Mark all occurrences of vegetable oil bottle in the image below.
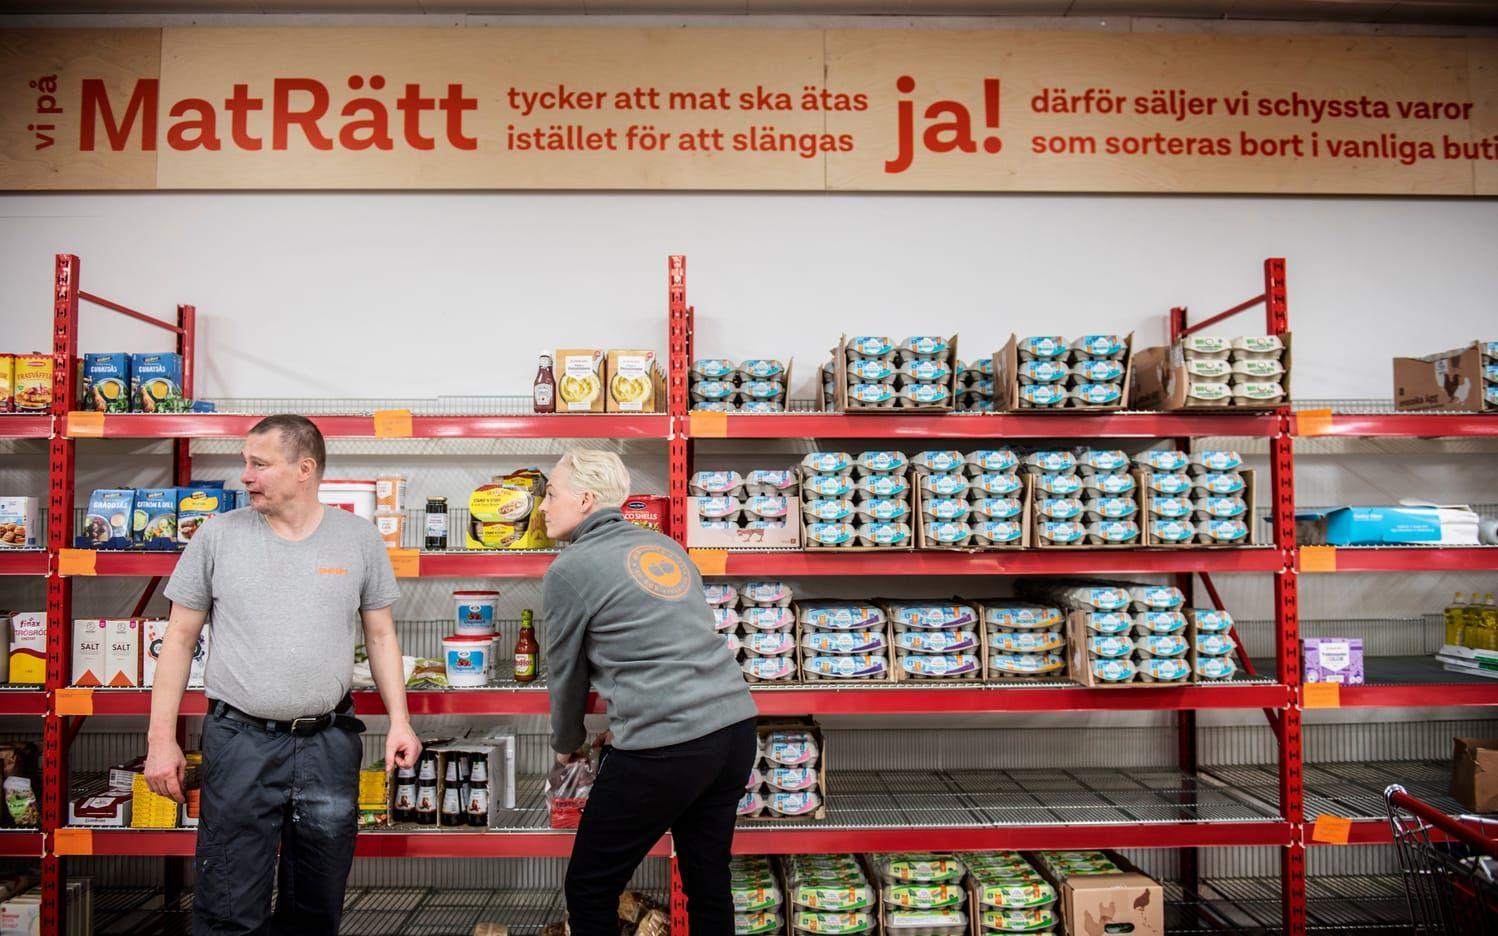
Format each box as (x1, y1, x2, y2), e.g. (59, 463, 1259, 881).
(1464, 593, 1491, 650)
(1446, 591, 1469, 646)
(1484, 594, 1498, 641)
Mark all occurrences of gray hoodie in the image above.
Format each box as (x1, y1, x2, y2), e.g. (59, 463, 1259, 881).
(541, 508, 756, 753)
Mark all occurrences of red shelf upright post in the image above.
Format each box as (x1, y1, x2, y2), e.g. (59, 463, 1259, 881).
(668, 256, 692, 551)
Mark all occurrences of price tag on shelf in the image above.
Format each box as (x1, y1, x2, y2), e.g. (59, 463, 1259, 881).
(1295, 408, 1335, 437)
(689, 549, 728, 576)
(58, 549, 97, 577)
(67, 411, 106, 438)
(55, 687, 95, 716)
(1302, 682, 1342, 709)
(53, 828, 94, 856)
(373, 409, 413, 439)
(387, 549, 420, 578)
(688, 411, 728, 438)
(1311, 814, 1353, 845)
(1299, 546, 1338, 573)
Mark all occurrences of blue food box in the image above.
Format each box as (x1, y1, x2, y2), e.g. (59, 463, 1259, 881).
(79, 489, 135, 549)
(133, 488, 181, 550)
(176, 487, 227, 544)
(82, 353, 131, 413)
(1300, 505, 1476, 546)
(131, 353, 184, 413)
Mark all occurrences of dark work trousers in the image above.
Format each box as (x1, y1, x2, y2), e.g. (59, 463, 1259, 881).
(565, 717, 758, 936)
(193, 707, 364, 936)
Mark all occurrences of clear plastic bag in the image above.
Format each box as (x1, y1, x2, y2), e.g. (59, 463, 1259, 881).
(546, 755, 596, 829)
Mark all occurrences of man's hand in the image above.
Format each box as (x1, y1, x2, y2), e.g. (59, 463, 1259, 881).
(385, 720, 422, 773)
(591, 730, 614, 751)
(144, 739, 187, 804)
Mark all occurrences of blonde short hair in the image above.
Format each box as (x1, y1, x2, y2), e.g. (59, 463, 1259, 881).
(554, 449, 631, 508)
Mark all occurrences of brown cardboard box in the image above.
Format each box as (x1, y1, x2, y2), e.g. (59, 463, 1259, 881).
(1394, 342, 1496, 413)
(914, 477, 1031, 552)
(686, 498, 802, 550)
(1132, 335, 1293, 411)
(743, 718, 828, 822)
(605, 349, 668, 413)
(555, 349, 606, 413)
(992, 333, 1135, 414)
(1140, 469, 1258, 549)
(1450, 737, 1498, 812)
(834, 335, 959, 414)
(1067, 609, 1198, 688)
(1058, 869, 1165, 936)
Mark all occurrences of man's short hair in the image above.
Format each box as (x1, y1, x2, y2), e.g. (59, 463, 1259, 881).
(248, 414, 326, 476)
(554, 449, 630, 508)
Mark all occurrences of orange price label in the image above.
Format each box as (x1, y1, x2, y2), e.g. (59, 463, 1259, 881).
(688, 411, 728, 439)
(1300, 546, 1338, 573)
(67, 411, 106, 438)
(373, 409, 413, 439)
(1302, 682, 1342, 709)
(1312, 814, 1353, 845)
(53, 828, 94, 856)
(387, 548, 421, 578)
(689, 549, 728, 576)
(1295, 408, 1335, 437)
(55, 687, 95, 716)
(58, 549, 97, 577)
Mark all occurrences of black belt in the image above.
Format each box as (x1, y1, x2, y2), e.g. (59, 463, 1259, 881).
(210, 692, 364, 737)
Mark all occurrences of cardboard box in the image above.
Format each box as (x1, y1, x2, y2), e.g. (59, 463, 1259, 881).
(82, 352, 132, 413)
(744, 719, 828, 822)
(555, 349, 606, 413)
(914, 478, 1031, 552)
(1131, 334, 1293, 411)
(71, 619, 108, 687)
(393, 736, 518, 830)
(833, 334, 959, 414)
(686, 498, 802, 550)
(0, 497, 39, 549)
(1302, 637, 1364, 685)
(1451, 737, 1498, 812)
(1042, 852, 1165, 936)
(605, 349, 667, 413)
(141, 618, 209, 689)
(104, 618, 140, 688)
(1067, 609, 1197, 688)
(993, 333, 1135, 413)
(621, 494, 671, 538)
(12, 354, 52, 411)
(1296, 503, 1478, 547)
(131, 352, 184, 413)
(1141, 469, 1258, 548)
(1395, 342, 1496, 413)
(68, 790, 132, 828)
(8, 612, 45, 685)
(0, 894, 41, 934)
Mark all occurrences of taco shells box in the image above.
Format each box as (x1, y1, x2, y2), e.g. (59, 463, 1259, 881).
(605, 349, 666, 413)
(555, 349, 606, 413)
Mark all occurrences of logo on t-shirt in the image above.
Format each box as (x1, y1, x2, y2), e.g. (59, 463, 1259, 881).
(317, 567, 348, 575)
(624, 545, 691, 601)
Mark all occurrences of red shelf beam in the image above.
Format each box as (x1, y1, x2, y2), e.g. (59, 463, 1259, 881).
(732, 820, 1293, 854)
(0, 692, 47, 716)
(698, 548, 1284, 576)
(0, 551, 49, 576)
(1298, 547, 1498, 573)
(1293, 411, 1498, 438)
(0, 831, 44, 857)
(53, 828, 662, 859)
(1330, 683, 1498, 708)
(75, 551, 564, 578)
(63, 413, 669, 440)
(0, 416, 51, 439)
(688, 412, 1281, 440)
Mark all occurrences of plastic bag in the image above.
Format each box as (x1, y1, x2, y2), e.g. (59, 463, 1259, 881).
(547, 756, 596, 829)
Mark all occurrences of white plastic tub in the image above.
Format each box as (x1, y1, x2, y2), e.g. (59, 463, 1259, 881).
(453, 590, 500, 635)
(318, 480, 377, 520)
(442, 634, 493, 688)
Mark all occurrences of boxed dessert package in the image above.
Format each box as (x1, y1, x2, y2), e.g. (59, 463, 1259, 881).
(555, 349, 606, 413)
(1302, 637, 1364, 685)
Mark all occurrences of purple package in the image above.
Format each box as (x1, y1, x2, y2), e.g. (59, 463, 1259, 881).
(1302, 638, 1364, 685)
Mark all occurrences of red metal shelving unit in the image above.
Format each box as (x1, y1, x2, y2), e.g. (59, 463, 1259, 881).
(686, 548, 1283, 576)
(686, 410, 1281, 440)
(0, 832, 45, 858)
(1292, 411, 1498, 438)
(0, 415, 52, 439)
(0, 551, 50, 576)
(1296, 546, 1498, 573)
(61, 412, 669, 440)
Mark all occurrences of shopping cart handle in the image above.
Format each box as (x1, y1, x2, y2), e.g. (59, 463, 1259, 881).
(1386, 784, 1498, 857)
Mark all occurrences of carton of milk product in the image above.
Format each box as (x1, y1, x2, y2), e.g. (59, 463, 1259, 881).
(8, 612, 45, 685)
(142, 618, 209, 689)
(104, 619, 140, 688)
(72, 619, 108, 686)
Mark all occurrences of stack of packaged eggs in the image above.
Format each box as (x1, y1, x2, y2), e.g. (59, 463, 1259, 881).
(1486, 341, 1498, 409)
(1190, 450, 1250, 546)
(1136, 449, 1195, 546)
(691, 469, 800, 534)
(981, 602, 1067, 680)
(1179, 336, 1287, 407)
(965, 852, 1059, 936)
(915, 449, 1024, 549)
(1129, 582, 1193, 683)
(730, 856, 784, 936)
(740, 729, 823, 820)
(888, 602, 982, 680)
(1076, 446, 1140, 546)
(786, 855, 875, 934)
(690, 359, 789, 413)
(799, 602, 891, 681)
(709, 581, 797, 684)
(875, 853, 969, 936)
(1019, 579, 1139, 684)
(1193, 607, 1239, 681)
(1015, 335, 1128, 409)
(1034, 851, 1124, 890)
(843, 336, 954, 410)
(1022, 450, 1084, 547)
(802, 451, 913, 549)
(955, 358, 996, 413)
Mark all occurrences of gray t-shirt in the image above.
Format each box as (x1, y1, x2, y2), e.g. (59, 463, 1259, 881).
(164, 505, 400, 720)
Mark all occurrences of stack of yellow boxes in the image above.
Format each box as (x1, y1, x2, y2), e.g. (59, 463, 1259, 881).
(358, 762, 389, 829)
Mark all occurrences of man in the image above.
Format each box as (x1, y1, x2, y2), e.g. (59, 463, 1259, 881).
(143, 414, 422, 936)
(540, 449, 757, 936)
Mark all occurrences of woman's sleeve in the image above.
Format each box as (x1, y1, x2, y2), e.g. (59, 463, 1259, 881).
(541, 569, 591, 754)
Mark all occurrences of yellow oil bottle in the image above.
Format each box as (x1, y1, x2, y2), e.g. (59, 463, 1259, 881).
(1446, 591, 1468, 646)
(1463, 591, 1497, 651)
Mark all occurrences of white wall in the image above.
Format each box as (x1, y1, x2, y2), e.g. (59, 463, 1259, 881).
(1, 192, 1496, 403)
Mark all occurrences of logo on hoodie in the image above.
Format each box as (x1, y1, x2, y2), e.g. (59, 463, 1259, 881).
(625, 544, 691, 601)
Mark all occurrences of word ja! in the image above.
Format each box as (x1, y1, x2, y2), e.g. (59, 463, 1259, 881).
(885, 76, 1001, 175)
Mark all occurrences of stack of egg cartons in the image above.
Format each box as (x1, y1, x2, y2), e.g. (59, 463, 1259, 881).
(1024, 450, 1086, 548)
(1129, 582, 1192, 684)
(1077, 447, 1140, 547)
(705, 582, 742, 657)
(888, 602, 981, 680)
(965, 852, 1059, 936)
(1136, 449, 1195, 546)
(786, 855, 875, 933)
(1014, 336, 1069, 410)
(1191, 450, 1251, 546)
(1020, 579, 1135, 685)
(693, 469, 798, 535)
(844, 337, 954, 410)
(1178, 336, 1287, 407)
(1015, 336, 1128, 409)
(799, 601, 891, 682)
(956, 359, 996, 412)
(804, 451, 913, 549)
(1193, 607, 1239, 682)
(740, 728, 823, 821)
(843, 336, 900, 409)
(980, 601, 1066, 680)
(802, 452, 857, 547)
(730, 856, 784, 936)
(737, 581, 798, 684)
(1034, 851, 1125, 893)
(916, 449, 1025, 550)
(876, 853, 969, 936)
(1486, 341, 1498, 409)
(690, 359, 789, 413)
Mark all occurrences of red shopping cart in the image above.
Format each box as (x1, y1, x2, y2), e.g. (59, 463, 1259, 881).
(1385, 784, 1498, 934)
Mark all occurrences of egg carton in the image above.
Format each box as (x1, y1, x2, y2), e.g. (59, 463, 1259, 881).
(916, 481, 1031, 552)
(1141, 470, 1257, 547)
(1135, 333, 1293, 411)
(801, 463, 915, 552)
(833, 334, 960, 414)
(741, 722, 828, 822)
(991, 333, 1136, 413)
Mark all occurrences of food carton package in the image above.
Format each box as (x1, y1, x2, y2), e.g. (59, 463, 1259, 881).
(1302, 637, 1363, 685)
(82, 352, 131, 413)
(141, 618, 209, 689)
(132, 488, 181, 549)
(177, 486, 230, 545)
(555, 349, 606, 413)
(71, 619, 108, 686)
(12, 354, 51, 411)
(1296, 504, 1479, 547)
(131, 352, 186, 413)
(1394, 341, 1498, 413)
(605, 349, 666, 413)
(103, 618, 141, 687)
(80, 489, 135, 549)
(8, 613, 45, 685)
(0, 498, 38, 549)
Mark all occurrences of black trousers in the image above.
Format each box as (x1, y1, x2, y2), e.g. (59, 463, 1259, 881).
(193, 708, 364, 936)
(565, 717, 758, 936)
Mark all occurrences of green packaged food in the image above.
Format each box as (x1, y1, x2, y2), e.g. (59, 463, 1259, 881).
(878, 854, 966, 883)
(882, 883, 966, 910)
(793, 911, 875, 934)
(981, 908, 1058, 932)
(736, 911, 783, 935)
(793, 869, 869, 885)
(731, 883, 783, 913)
(976, 880, 1056, 909)
(792, 884, 874, 911)
(885, 909, 968, 934)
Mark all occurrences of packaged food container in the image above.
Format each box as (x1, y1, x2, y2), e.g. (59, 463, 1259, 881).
(1082, 472, 1135, 496)
(1146, 473, 1193, 495)
(698, 497, 744, 522)
(737, 790, 766, 817)
(805, 474, 857, 499)
(1023, 451, 1077, 474)
(922, 497, 971, 522)
(1197, 519, 1249, 544)
(1149, 495, 1194, 519)
(1089, 658, 1137, 683)
(856, 473, 911, 499)
(692, 359, 737, 380)
(803, 655, 889, 680)
(741, 359, 786, 380)
(452, 590, 499, 636)
(857, 523, 912, 548)
(1181, 335, 1232, 359)
(1032, 474, 1082, 496)
(1060, 584, 1132, 610)
(742, 630, 796, 657)
(1232, 358, 1285, 378)
(1185, 358, 1232, 378)
(441, 635, 492, 688)
(971, 473, 1025, 496)
(1232, 335, 1284, 356)
(972, 879, 1056, 910)
(848, 359, 897, 382)
(806, 523, 857, 547)
(1086, 520, 1140, 544)
(1134, 611, 1187, 635)
(764, 732, 821, 765)
(1150, 519, 1196, 543)
(1193, 609, 1234, 633)
(847, 337, 895, 359)
(1232, 381, 1285, 404)
(803, 452, 855, 475)
(971, 521, 1025, 546)
(744, 496, 790, 519)
(858, 498, 911, 523)
(744, 470, 799, 496)
(969, 497, 1023, 520)
(1037, 497, 1084, 521)
(898, 360, 952, 383)
(1133, 585, 1185, 610)
(736, 911, 782, 934)
(1035, 521, 1085, 545)
(896, 630, 979, 653)
(911, 450, 966, 474)
(741, 380, 785, 401)
(924, 521, 972, 546)
(1196, 656, 1238, 680)
(847, 384, 897, 406)
(742, 657, 798, 682)
(765, 766, 819, 792)
(741, 607, 796, 632)
(898, 654, 980, 678)
(704, 583, 738, 607)
(1195, 472, 1246, 495)
(800, 603, 886, 630)
(741, 581, 795, 607)
(963, 358, 995, 378)
(1195, 496, 1248, 519)
(1018, 385, 1067, 407)
(888, 604, 979, 630)
(985, 603, 1064, 629)
(1135, 449, 1190, 472)
(1085, 496, 1139, 520)
(881, 884, 964, 910)
(804, 631, 889, 655)
(1196, 633, 1237, 656)
(1017, 336, 1066, 360)
(988, 653, 1066, 677)
(1135, 635, 1189, 658)
(988, 630, 1063, 653)
(1071, 334, 1127, 359)
(980, 908, 1058, 932)
(1187, 382, 1233, 405)
(692, 380, 738, 402)
(900, 336, 951, 358)
(1070, 383, 1123, 406)
(1087, 635, 1133, 659)
(1072, 358, 1125, 383)
(1138, 658, 1191, 683)
(1017, 359, 1069, 384)
(857, 451, 909, 475)
(713, 608, 740, 632)
(919, 473, 970, 498)
(792, 911, 874, 933)
(805, 499, 857, 523)
(693, 401, 734, 412)
(965, 449, 1020, 474)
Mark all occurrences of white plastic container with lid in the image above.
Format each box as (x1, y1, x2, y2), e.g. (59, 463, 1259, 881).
(453, 590, 500, 635)
(442, 634, 493, 688)
(318, 480, 377, 521)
